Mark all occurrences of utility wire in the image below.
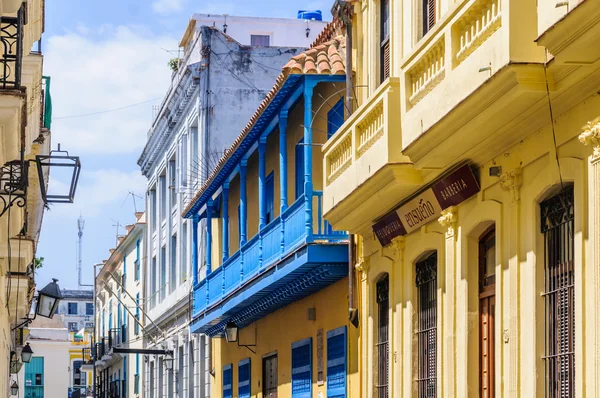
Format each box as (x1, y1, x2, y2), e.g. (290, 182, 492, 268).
(54, 97, 162, 120)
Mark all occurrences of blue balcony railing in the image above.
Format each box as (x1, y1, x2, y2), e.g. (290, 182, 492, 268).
(193, 192, 347, 318)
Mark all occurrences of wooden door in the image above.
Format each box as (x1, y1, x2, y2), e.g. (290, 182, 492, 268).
(479, 228, 496, 398)
(263, 354, 278, 398)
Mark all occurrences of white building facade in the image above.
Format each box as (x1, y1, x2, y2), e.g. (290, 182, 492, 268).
(137, 13, 324, 398)
(94, 212, 146, 398)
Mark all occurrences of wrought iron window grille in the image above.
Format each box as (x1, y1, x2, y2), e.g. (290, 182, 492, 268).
(416, 252, 437, 398)
(0, 6, 24, 90)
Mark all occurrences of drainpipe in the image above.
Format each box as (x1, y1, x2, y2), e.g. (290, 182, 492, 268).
(333, 0, 359, 328)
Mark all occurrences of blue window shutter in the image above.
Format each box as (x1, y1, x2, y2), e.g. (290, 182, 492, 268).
(266, 172, 275, 224)
(327, 99, 345, 139)
(238, 358, 251, 398)
(295, 139, 305, 199)
(223, 364, 233, 398)
(327, 326, 347, 398)
(292, 337, 312, 398)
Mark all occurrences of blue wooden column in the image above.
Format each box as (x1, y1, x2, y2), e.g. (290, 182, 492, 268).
(279, 110, 289, 213)
(206, 200, 213, 274)
(279, 110, 288, 256)
(258, 138, 267, 230)
(239, 161, 247, 246)
(192, 215, 199, 285)
(222, 183, 229, 262)
(304, 79, 316, 240)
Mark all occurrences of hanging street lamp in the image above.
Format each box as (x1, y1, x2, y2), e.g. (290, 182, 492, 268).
(36, 278, 63, 318)
(35, 143, 81, 204)
(21, 343, 33, 363)
(10, 381, 18, 396)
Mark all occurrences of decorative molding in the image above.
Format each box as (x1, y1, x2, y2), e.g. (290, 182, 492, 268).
(579, 116, 600, 160)
(355, 256, 370, 274)
(500, 167, 523, 202)
(438, 206, 457, 237)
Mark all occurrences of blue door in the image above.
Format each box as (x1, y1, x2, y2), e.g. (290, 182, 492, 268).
(266, 172, 274, 224)
(238, 358, 251, 398)
(295, 139, 305, 199)
(327, 99, 345, 139)
(292, 337, 312, 398)
(24, 357, 44, 398)
(327, 326, 347, 398)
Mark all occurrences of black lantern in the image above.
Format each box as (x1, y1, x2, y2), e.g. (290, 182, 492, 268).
(35, 143, 81, 204)
(224, 322, 238, 343)
(21, 343, 33, 363)
(305, 20, 311, 37)
(10, 381, 18, 396)
(36, 278, 62, 318)
(164, 357, 174, 371)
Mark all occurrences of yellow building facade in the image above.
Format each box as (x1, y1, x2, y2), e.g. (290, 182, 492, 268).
(323, 0, 600, 397)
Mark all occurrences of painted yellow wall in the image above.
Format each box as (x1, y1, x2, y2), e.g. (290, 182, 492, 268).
(329, 76, 600, 398)
(211, 278, 359, 398)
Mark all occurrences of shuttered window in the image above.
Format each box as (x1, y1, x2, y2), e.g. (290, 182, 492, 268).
(376, 276, 389, 398)
(223, 364, 233, 398)
(416, 252, 437, 398)
(423, 0, 436, 35)
(327, 326, 347, 398)
(239, 358, 251, 398)
(380, 0, 390, 82)
(541, 186, 575, 398)
(292, 338, 312, 397)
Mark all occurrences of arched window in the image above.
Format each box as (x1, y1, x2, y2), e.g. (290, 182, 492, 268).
(541, 186, 575, 397)
(416, 252, 437, 397)
(376, 275, 389, 398)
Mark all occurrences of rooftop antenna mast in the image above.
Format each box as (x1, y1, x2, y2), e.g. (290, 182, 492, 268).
(77, 215, 92, 288)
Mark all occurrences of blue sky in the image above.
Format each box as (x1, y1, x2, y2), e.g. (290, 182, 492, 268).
(35, 0, 334, 290)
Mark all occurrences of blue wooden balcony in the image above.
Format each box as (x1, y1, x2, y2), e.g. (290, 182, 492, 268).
(191, 192, 347, 336)
(183, 65, 351, 336)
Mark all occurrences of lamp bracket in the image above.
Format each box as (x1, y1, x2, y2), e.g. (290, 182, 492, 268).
(0, 161, 28, 218)
(237, 325, 257, 354)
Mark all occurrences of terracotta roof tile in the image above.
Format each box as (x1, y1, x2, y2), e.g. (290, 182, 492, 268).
(182, 28, 346, 218)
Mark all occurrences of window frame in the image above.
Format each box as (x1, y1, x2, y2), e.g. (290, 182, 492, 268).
(415, 252, 437, 397)
(68, 302, 78, 315)
(250, 34, 270, 47)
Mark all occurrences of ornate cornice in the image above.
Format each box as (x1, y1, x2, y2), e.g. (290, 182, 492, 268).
(579, 116, 600, 160)
(438, 206, 457, 237)
(500, 167, 523, 202)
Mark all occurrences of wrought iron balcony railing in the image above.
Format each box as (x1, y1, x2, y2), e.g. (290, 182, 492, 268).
(0, 6, 24, 90)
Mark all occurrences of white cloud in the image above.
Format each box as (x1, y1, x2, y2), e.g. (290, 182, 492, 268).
(152, 0, 186, 15)
(44, 25, 178, 156)
(46, 168, 147, 218)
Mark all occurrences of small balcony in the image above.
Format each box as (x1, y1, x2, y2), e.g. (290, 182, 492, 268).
(94, 329, 124, 370)
(191, 192, 348, 336)
(0, 8, 23, 91)
(322, 78, 423, 231)
(400, 0, 548, 167)
(81, 347, 94, 371)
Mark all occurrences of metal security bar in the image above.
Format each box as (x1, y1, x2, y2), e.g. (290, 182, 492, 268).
(416, 252, 437, 398)
(376, 276, 389, 398)
(541, 186, 575, 398)
(0, 6, 23, 90)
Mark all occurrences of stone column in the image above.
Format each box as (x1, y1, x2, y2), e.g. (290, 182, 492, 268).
(438, 206, 457, 398)
(500, 168, 522, 395)
(579, 118, 600, 396)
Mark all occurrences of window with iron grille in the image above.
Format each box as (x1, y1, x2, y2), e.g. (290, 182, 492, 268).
(541, 186, 575, 398)
(416, 252, 437, 398)
(423, 0, 436, 36)
(376, 275, 389, 398)
(380, 0, 390, 82)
